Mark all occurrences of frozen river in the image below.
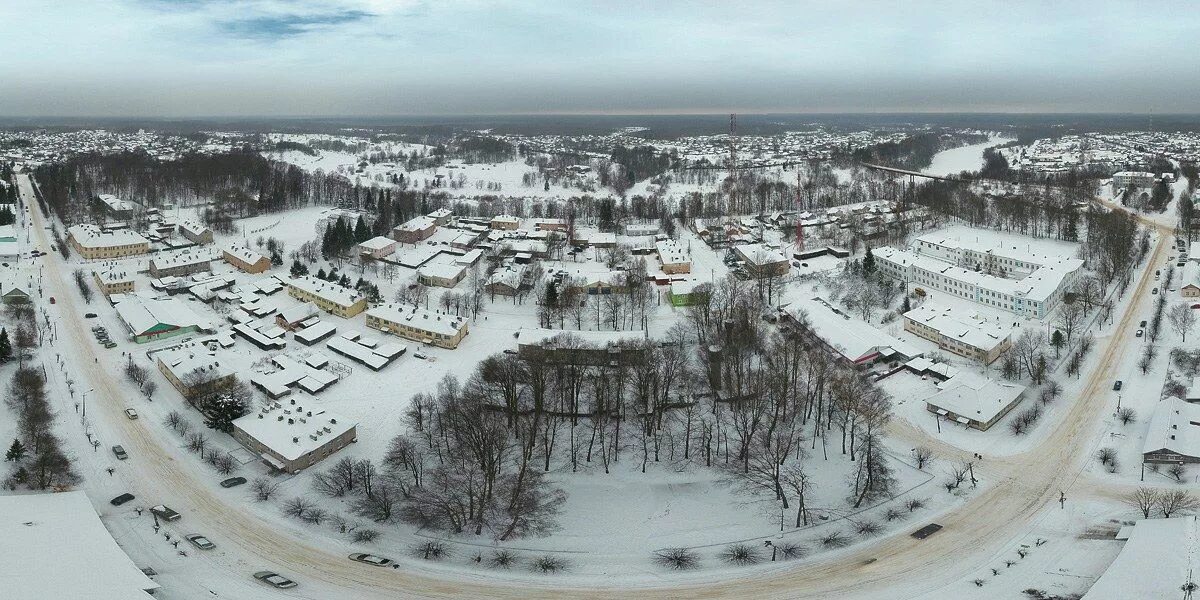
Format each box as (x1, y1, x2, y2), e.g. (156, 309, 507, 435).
(924, 136, 1015, 177)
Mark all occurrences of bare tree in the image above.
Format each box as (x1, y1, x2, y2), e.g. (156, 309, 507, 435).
(1169, 302, 1197, 342)
(1124, 487, 1159, 519)
(1159, 489, 1199, 517)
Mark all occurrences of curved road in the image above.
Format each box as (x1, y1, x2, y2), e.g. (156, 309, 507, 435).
(21, 173, 1167, 599)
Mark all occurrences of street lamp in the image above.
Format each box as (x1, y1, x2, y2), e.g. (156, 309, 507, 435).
(81, 388, 94, 419)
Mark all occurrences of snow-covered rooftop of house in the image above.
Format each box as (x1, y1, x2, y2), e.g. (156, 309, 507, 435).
(286, 276, 362, 308)
(924, 371, 1026, 424)
(491, 214, 520, 225)
(670, 279, 707, 296)
(516, 328, 646, 349)
(656, 239, 691, 265)
(428, 208, 452, 219)
(903, 303, 1012, 351)
(357, 236, 395, 251)
(1112, 170, 1156, 178)
(366, 303, 466, 337)
(1082, 516, 1199, 600)
(326, 335, 403, 369)
(0, 491, 159, 599)
(223, 244, 267, 265)
(156, 341, 234, 382)
(295, 320, 336, 344)
(251, 355, 339, 396)
(234, 401, 355, 461)
(734, 242, 786, 265)
(487, 264, 525, 288)
(278, 302, 319, 325)
(1143, 396, 1200, 459)
(786, 296, 921, 363)
(93, 265, 135, 283)
(115, 294, 212, 335)
(67, 223, 148, 248)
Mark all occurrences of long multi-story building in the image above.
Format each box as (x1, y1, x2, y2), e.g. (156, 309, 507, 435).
(92, 266, 135, 298)
(285, 276, 367, 318)
(67, 224, 149, 260)
(1112, 171, 1156, 189)
(222, 245, 271, 273)
(873, 234, 1084, 319)
(902, 303, 1013, 364)
(365, 303, 469, 349)
(148, 248, 215, 278)
(177, 219, 213, 245)
(232, 401, 356, 474)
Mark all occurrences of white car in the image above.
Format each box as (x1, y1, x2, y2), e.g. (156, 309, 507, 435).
(185, 534, 215, 550)
(1136, 329, 1144, 338)
(124, 408, 138, 420)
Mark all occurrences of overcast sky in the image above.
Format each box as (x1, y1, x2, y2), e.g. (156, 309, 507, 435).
(1, 0, 1196, 117)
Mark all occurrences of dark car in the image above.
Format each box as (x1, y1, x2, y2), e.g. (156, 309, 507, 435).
(111, 493, 135, 506)
(220, 476, 247, 488)
(911, 523, 943, 539)
(1113, 380, 1123, 391)
(112, 445, 128, 460)
(150, 504, 181, 521)
(85, 313, 97, 318)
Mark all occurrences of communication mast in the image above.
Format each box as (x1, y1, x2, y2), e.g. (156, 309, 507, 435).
(727, 113, 738, 184)
(795, 169, 805, 250)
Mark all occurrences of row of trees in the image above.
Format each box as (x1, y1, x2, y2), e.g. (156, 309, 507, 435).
(4, 367, 79, 490)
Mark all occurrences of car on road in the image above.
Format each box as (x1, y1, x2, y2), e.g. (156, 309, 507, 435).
(502, 349, 518, 355)
(220, 476, 247, 488)
(85, 312, 97, 318)
(253, 571, 297, 589)
(1136, 329, 1144, 338)
(1113, 380, 1123, 391)
(1141, 320, 1148, 328)
(124, 408, 138, 419)
(1152, 288, 1159, 295)
(911, 523, 943, 539)
(110, 493, 135, 506)
(150, 505, 181, 521)
(348, 553, 394, 567)
(112, 445, 128, 460)
(413, 352, 428, 360)
(185, 534, 215, 550)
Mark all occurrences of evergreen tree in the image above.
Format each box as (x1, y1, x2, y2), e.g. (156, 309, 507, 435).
(270, 249, 283, 267)
(203, 396, 247, 434)
(5, 438, 26, 462)
(354, 216, 371, 243)
(316, 268, 327, 280)
(1050, 330, 1065, 358)
(0, 328, 11, 363)
(545, 283, 559, 308)
(862, 246, 876, 275)
(338, 274, 351, 288)
(290, 260, 309, 277)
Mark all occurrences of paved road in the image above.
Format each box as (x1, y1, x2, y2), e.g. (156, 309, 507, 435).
(19, 173, 1168, 599)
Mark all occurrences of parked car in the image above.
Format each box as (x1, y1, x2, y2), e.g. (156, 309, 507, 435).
(150, 505, 181, 521)
(220, 476, 247, 488)
(110, 493, 135, 506)
(84, 312, 97, 318)
(1140, 320, 1148, 328)
(911, 523, 943, 539)
(185, 534, 215, 550)
(413, 352, 428, 360)
(1152, 288, 1159, 295)
(1136, 329, 1144, 338)
(49, 297, 55, 304)
(253, 571, 297, 589)
(112, 445, 128, 460)
(502, 349, 519, 355)
(1113, 380, 1123, 391)
(124, 408, 138, 420)
(348, 553, 394, 567)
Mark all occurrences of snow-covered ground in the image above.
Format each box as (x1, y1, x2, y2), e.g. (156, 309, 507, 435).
(924, 137, 1015, 177)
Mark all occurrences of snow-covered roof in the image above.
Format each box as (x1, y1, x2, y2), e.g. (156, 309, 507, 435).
(517, 328, 645, 349)
(115, 295, 213, 336)
(295, 320, 336, 344)
(278, 302, 319, 325)
(656, 239, 690, 266)
(923, 371, 1025, 425)
(156, 342, 234, 383)
(326, 335, 400, 369)
(366, 303, 467, 337)
(0, 491, 159, 599)
(234, 402, 355, 462)
(93, 265, 135, 284)
(396, 215, 436, 232)
(67, 224, 148, 249)
(486, 264, 525, 289)
(734, 242, 786, 266)
(251, 355, 338, 396)
(98, 193, 137, 212)
(357, 236, 395, 251)
(286, 276, 362, 308)
(1143, 396, 1200, 459)
(903, 303, 1012, 351)
(669, 279, 707, 296)
(786, 297, 921, 363)
(222, 244, 268, 265)
(149, 247, 217, 271)
(418, 262, 466, 281)
(178, 219, 211, 237)
(1083, 516, 1199, 600)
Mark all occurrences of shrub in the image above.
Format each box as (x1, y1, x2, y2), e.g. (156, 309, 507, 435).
(720, 543, 762, 566)
(530, 555, 567, 573)
(776, 542, 807, 560)
(413, 541, 450, 561)
(653, 547, 699, 570)
(489, 550, 517, 569)
(820, 531, 848, 548)
(351, 528, 379, 543)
